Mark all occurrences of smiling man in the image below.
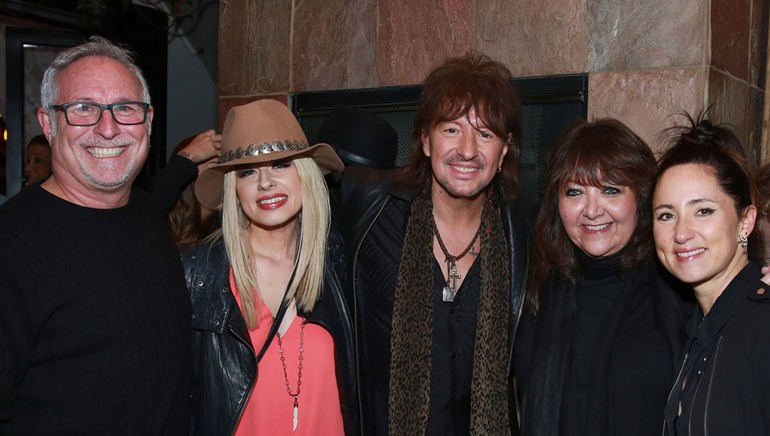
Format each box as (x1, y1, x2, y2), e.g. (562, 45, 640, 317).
(342, 52, 532, 435)
(0, 37, 191, 434)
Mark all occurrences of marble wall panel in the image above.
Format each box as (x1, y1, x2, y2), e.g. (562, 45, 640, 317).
(378, 0, 473, 85)
(292, 0, 378, 91)
(475, 0, 588, 77)
(587, 0, 705, 71)
(474, 0, 588, 77)
(748, 86, 764, 164)
(218, 0, 292, 96)
(588, 68, 706, 153)
(707, 69, 761, 163)
(711, 0, 751, 81)
(749, 0, 769, 88)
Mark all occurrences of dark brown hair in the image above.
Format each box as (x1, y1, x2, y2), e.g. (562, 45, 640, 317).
(395, 51, 521, 202)
(654, 112, 761, 260)
(528, 118, 656, 312)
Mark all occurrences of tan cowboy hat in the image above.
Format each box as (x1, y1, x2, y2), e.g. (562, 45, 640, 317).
(195, 99, 344, 209)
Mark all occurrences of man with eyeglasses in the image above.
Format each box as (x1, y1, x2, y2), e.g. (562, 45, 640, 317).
(0, 37, 192, 434)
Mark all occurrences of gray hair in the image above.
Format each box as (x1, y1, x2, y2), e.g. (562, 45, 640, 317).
(40, 36, 151, 132)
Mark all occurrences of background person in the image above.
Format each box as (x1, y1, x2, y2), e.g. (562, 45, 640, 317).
(317, 106, 398, 209)
(653, 115, 770, 435)
(184, 99, 357, 435)
(23, 134, 51, 186)
(517, 118, 690, 436)
(0, 36, 191, 434)
(166, 129, 222, 245)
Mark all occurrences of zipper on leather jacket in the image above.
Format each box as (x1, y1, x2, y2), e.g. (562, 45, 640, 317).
(508, 246, 528, 377)
(508, 241, 528, 428)
(229, 325, 257, 435)
(698, 335, 723, 436)
(351, 196, 391, 436)
(662, 349, 691, 436)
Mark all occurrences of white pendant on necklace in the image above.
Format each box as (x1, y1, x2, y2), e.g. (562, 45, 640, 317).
(292, 397, 299, 432)
(443, 285, 456, 302)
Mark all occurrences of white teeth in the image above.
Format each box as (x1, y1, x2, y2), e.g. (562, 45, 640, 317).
(677, 248, 705, 257)
(585, 224, 610, 231)
(451, 165, 478, 173)
(258, 196, 286, 205)
(87, 147, 124, 158)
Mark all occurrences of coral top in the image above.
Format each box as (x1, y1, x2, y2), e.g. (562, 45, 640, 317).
(230, 271, 344, 435)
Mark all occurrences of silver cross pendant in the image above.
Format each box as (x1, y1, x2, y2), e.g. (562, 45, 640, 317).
(442, 261, 461, 302)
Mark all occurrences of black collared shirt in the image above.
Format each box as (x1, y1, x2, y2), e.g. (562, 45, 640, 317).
(426, 256, 481, 436)
(355, 197, 481, 436)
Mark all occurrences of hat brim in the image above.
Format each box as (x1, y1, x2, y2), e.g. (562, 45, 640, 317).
(195, 142, 343, 209)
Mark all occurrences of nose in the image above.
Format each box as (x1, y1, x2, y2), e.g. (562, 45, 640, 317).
(92, 109, 120, 139)
(257, 169, 276, 191)
(456, 131, 479, 160)
(673, 217, 693, 244)
(583, 192, 603, 220)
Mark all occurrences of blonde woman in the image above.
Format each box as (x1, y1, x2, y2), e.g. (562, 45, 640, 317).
(183, 100, 357, 435)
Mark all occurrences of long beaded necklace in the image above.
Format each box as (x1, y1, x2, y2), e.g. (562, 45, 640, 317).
(432, 217, 482, 302)
(276, 317, 307, 432)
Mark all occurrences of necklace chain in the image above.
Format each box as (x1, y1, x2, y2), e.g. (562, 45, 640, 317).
(432, 218, 482, 263)
(432, 216, 482, 302)
(277, 318, 306, 396)
(277, 317, 306, 432)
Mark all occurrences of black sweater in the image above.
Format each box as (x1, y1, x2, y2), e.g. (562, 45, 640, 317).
(0, 185, 192, 435)
(517, 260, 690, 436)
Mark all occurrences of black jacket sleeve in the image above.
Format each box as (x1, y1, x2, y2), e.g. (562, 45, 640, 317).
(149, 155, 198, 214)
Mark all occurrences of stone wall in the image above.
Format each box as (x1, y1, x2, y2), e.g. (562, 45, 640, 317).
(218, 0, 767, 159)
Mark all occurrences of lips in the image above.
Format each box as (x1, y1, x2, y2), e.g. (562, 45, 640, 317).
(582, 223, 611, 233)
(450, 163, 480, 173)
(675, 248, 705, 259)
(87, 147, 125, 158)
(257, 194, 288, 210)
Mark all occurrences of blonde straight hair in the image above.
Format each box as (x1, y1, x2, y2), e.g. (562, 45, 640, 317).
(219, 157, 330, 329)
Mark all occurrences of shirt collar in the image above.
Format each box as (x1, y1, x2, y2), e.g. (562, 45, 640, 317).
(687, 261, 760, 344)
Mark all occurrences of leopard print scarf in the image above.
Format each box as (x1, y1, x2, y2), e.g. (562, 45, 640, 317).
(388, 193, 511, 435)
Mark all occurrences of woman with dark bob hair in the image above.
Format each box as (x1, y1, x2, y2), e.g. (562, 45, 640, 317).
(653, 115, 770, 435)
(516, 118, 690, 436)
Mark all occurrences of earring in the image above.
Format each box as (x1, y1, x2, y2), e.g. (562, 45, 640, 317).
(239, 212, 249, 229)
(739, 233, 748, 250)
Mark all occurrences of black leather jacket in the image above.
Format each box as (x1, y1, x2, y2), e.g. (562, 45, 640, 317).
(341, 177, 533, 435)
(182, 235, 360, 436)
(663, 261, 770, 436)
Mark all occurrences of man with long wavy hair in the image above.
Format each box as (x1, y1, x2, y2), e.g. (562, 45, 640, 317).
(343, 51, 532, 435)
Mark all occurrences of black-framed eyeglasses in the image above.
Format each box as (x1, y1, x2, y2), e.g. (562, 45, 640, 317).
(51, 101, 150, 126)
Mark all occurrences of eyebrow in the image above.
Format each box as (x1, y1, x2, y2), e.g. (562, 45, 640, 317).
(653, 197, 717, 211)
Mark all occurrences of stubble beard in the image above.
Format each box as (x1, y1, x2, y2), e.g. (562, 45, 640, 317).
(437, 176, 488, 199)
